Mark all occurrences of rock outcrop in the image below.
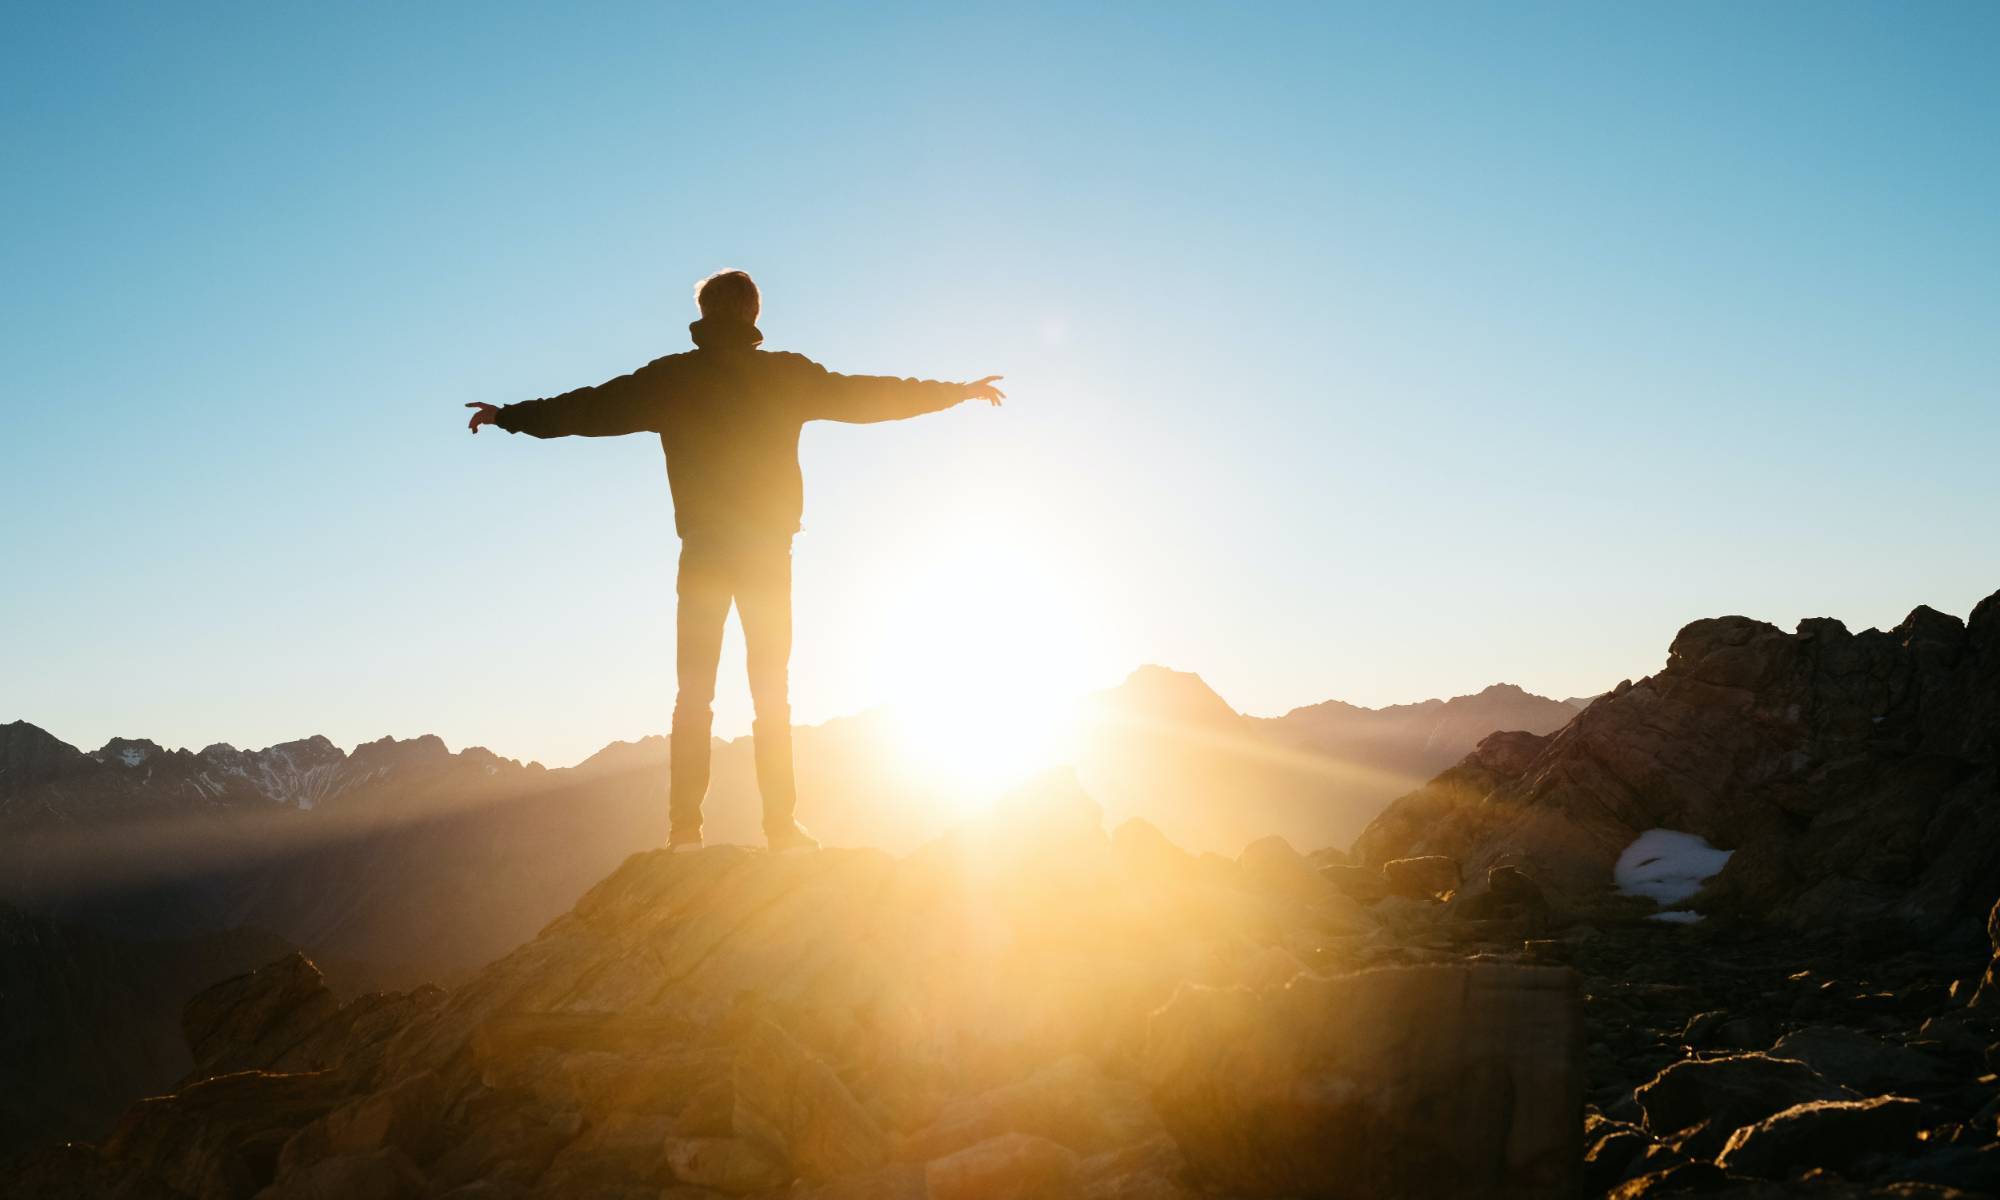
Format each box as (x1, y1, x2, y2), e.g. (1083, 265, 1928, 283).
(2, 771, 1583, 1199)
(1355, 591, 2000, 940)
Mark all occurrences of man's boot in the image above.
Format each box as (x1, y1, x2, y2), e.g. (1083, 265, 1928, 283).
(668, 708, 712, 849)
(753, 717, 818, 853)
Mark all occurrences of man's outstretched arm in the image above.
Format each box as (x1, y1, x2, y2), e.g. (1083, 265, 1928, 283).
(467, 359, 671, 438)
(799, 359, 1005, 424)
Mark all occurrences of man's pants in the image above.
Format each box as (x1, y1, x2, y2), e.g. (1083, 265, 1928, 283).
(669, 534, 795, 840)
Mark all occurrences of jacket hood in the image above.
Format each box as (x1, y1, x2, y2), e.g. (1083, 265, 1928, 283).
(689, 317, 764, 350)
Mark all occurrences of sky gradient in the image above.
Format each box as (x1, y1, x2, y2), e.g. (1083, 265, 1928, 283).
(5, 2, 1997, 768)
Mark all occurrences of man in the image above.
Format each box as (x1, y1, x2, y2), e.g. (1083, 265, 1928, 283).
(467, 270, 1003, 852)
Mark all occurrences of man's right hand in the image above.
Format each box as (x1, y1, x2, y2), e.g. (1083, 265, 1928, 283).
(964, 376, 1006, 406)
(466, 402, 500, 433)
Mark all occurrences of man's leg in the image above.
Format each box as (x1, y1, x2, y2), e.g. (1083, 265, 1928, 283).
(670, 539, 732, 844)
(734, 536, 798, 835)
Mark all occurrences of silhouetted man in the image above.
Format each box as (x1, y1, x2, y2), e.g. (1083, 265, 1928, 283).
(468, 271, 1003, 852)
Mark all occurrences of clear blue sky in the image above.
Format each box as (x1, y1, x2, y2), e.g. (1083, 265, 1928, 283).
(5, 2, 1996, 768)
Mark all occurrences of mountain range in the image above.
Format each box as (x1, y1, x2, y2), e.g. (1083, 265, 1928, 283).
(2, 669, 1577, 976)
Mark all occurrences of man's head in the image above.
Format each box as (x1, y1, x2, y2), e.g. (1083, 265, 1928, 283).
(695, 269, 760, 325)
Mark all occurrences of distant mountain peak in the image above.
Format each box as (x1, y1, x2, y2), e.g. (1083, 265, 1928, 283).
(1098, 665, 1243, 727)
(92, 737, 165, 768)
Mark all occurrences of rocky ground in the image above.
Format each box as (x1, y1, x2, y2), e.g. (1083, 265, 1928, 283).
(2, 774, 1996, 1199)
(5, 593, 1996, 1198)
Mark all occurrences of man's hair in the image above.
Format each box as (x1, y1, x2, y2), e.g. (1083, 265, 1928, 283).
(695, 269, 760, 323)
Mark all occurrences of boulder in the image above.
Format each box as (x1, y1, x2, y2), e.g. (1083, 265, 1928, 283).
(1237, 835, 1331, 901)
(1382, 855, 1461, 901)
(182, 955, 341, 1080)
(924, 1132, 1081, 1200)
(1076, 1135, 1196, 1200)
(898, 1054, 1164, 1160)
(1321, 863, 1389, 903)
(1716, 1095, 1928, 1179)
(1767, 1026, 1946, 1093)
(1487, 864, 1547, 908)
(102, 1070, 352, 1200)
(1145, 963, 1581, 1198)
(1635, 1053, 1856, 1141)
(1352, 593, 2000, 939)
(251, 1147, 426, 1200)
(658, 1136, 790, 1193)
(534, 1109, 674, 1193)
(275, 1071, 443, 1178)
(732, 1018, 887, 1181)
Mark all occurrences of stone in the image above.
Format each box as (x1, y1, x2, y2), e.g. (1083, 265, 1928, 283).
(1145, 963, 1581, 1198)
(1605, 1160, 1728, 1198)
(1321, 863, 1390, 902)
(924, 1132, 1081, 1200)
(1382, 855, 1461, 901)
(1076, 1135, 1196, 1199)
(1768, 1026, 1946, 1093)
(1351, 592, 2000, 940)
(1581, 1123, 1649, 1195)
(1635, 1053, 1856, 1140)
(1717, 1095, 1928, 1179)
(898, 1054, 1164, 1161)
(182, 955, 342, 1081)
(732, 1018, 887, 1181)
(102, 1070, 352, 1200)
(534, 1110, 674, 1193)
(1487, 864, 1547, 908)
(276, 1071, 442, 1177)
(658, 1136, 790, 1193)
(252, 1147, 426, 1200)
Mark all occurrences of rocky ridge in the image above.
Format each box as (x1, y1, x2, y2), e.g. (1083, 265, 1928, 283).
(1356, 592, 2000, 942)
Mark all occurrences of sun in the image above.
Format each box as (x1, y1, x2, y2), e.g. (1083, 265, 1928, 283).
(861, 523, 1099, 806)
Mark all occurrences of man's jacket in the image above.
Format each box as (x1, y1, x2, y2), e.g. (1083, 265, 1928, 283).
(495, 318, 964, 539)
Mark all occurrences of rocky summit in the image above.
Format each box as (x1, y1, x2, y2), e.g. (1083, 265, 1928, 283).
(4, 772, 1588, 1200)
(6, 592, 2000, 1199)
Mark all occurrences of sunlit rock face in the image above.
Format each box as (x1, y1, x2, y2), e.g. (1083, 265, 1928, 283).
(1354, 590, 2000, 939)
(6, 770, 1581, 1199)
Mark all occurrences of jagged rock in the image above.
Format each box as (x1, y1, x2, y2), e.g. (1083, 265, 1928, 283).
(183, 955, 342, 1081)
(732, 1018, 887, 1181)
(897, 1054, 1163, 1161)
(180, 955, 445, 1092)
(1355, 592, 2000, 939)
(534, 1109, 675, 1194)
(102, 1070, 352, 1200)
(1768, 1026, 1947, 1093)
(1717, 1095, 1928, 1179)
(1237, 835, 1335, 902)
(1144, 963, 1582, 1198)
(1076, 1135, 1196, 1199)
(1604, 1160, 1728, 1197)
(424, 1101, 579, 1193)
(1487, 863, 1546, 907)
(1320, 862, 1389, 902)
(1382, 855, 1462, 901)
(275, 1070, 443, 1178)
(923, 1132, 1081, 1200)
(1351, 731, 1552, 867)
(658, 1136, 789, 1193)
(1582, 1119, 1649, 1194)
(1635, 1053, 1857, 1141)
(251, 1147, 426, 1200)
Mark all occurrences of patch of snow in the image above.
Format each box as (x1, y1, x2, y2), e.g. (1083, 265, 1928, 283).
(120, 746, 147, 767)
(1615, 828, 1733, 906)
(1650, 910, 1705, 925)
